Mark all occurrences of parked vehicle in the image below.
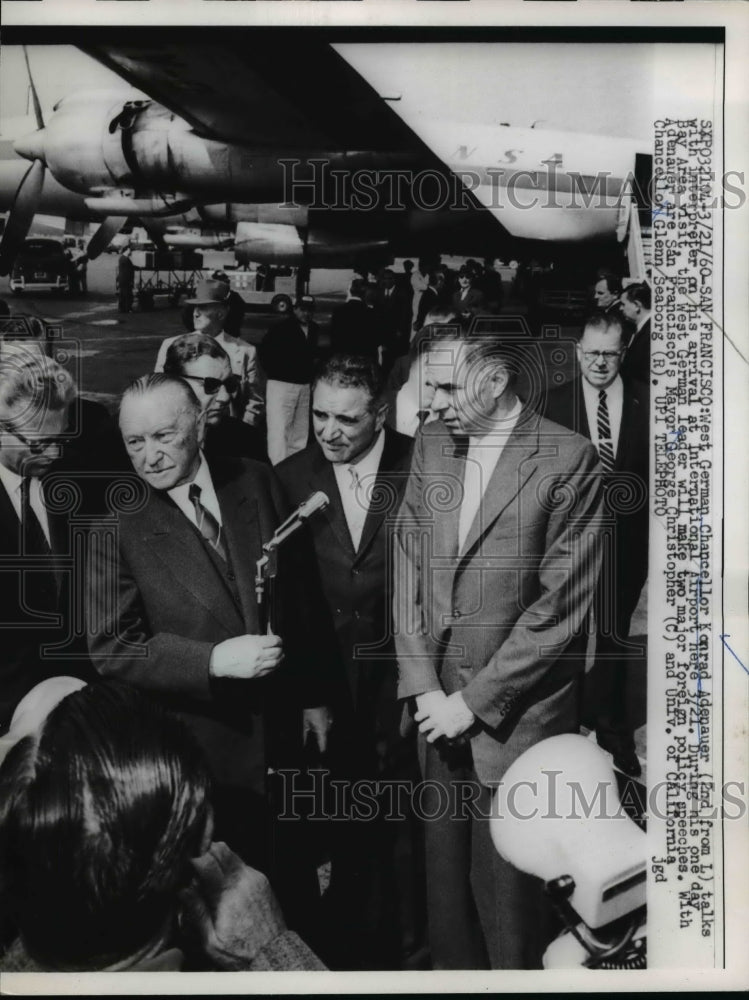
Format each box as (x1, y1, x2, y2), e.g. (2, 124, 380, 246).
(9, 239, 74, 296)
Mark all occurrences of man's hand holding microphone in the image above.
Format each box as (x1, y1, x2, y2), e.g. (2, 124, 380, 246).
(209, 634, 284, 680)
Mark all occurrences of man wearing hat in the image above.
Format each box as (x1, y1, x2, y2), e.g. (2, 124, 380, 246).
(258, 295, 321, 465)
(155, 277, 261, 426)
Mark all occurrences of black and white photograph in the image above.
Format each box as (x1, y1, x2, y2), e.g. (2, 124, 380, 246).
(0, 0, 746, 992)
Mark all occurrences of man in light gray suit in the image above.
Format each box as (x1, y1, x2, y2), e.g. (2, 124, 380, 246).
(394, 332, 604, 969)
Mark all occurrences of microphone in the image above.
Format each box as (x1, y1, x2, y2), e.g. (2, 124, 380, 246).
(255, 491, 329, 631)
(265, 490, 329, 552)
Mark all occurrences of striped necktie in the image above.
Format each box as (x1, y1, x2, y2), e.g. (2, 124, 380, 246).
(596, 389, 616, 474)
(188, 484, 227, 562)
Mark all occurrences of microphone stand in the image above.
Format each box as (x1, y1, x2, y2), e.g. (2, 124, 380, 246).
(255, 491, 329, 634)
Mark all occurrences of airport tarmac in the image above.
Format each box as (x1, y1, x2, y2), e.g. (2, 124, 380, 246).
(0, 253, 578, 410)
(0, 254, 357, 408)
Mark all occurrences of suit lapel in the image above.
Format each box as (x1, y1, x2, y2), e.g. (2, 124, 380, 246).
(460, 411, 541, 557)
(435, 434, 467, 561)
(615, 382, 642, 470)
(573, 378, 591, 439)
(0, 478, 20, 553)
(145, 491, 243, 636)
(213, 464, 262, 632)
(355, 431, 407, 562)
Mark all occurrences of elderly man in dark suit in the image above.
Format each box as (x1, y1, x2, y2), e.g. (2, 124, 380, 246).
(276, 355, 421, 970)
(85, 373, 330, 930)
(394, 332, 604, 970)
(544, 311, 649, 777)
(0, 345, 100, 733)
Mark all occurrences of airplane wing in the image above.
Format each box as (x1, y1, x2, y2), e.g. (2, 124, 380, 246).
(80, 38, 426, 153)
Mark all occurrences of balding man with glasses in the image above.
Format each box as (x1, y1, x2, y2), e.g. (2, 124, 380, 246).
(544, 311, 649, 777)
(0, 345, 96, 731)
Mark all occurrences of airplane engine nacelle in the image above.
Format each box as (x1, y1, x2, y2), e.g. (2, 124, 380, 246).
(234, 222, 306, 265)
(14, 92, 296, 207)
(27, 91, 148, 196)
(234, 222, 390, 268)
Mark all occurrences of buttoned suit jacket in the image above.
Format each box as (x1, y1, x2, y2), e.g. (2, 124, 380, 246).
(0, 462, 105, 730)
(86, 455, 313, 792)
(543, 375, 649, 619)
(276, 429, 413, 742)
(394, 410, 604, 785)
(0, 479, 72, 729)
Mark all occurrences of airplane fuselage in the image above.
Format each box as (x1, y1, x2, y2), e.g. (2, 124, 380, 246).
(1, 88, 648, 265)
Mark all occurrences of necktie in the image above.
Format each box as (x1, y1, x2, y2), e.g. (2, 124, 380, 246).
(19, 477, 56, 612)
(344, 466, 367, 550)
(188, 484, 227, 562)
(596, 389, 616, 473)
(20, 477, 51, 556)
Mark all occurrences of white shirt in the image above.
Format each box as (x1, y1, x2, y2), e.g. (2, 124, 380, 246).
(167, 453, 222, 531)
(0, 463, 51, 545)
(214, 332, 258, 385)
(394, 383, 436, 439)
(458, 399, 523, 553)
(581, 375, 623, 456)
(332, 429, 386, 551)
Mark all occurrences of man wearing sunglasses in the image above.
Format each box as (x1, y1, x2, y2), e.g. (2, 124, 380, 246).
(544, 311, 649, 777)
(0, 347, 95, 733)
(163, 333, 267, 463)
(155, 277, 261, 427)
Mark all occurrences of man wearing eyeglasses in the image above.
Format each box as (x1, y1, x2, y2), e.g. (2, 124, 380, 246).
(0, 347, 95, 732)
(544, 311, 649, 777)
(163, 333, 267, 463)
(155, 277, 261, 427)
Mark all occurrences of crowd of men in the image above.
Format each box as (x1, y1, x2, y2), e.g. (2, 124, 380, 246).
(0, 260, 651, 972)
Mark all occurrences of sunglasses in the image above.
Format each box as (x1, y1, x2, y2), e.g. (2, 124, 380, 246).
(182, 374, 242, 396)
(1, 423, 63, 455)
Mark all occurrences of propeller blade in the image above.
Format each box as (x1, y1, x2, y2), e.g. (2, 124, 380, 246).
(0, 159, 45, 276)
(142, 219, 167, 250)
(86, 216, 127, 260)
(23, 47, 45, 131)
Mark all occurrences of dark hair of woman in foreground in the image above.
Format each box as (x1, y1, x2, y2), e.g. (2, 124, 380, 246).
(0, 683, 212, 971)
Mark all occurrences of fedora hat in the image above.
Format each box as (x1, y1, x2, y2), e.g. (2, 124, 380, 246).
(185, 277, 231, 306)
